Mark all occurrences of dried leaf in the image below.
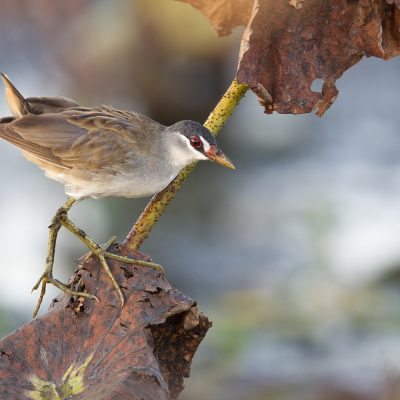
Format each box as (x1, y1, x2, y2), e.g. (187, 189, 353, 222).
(237, 0, 400, 115)
(289, 0, 305, 9)
(179, 0, 400, 116)
(176, 0, 253, 36)
(0, 245, 211, 400)
(386, 0, 400, 9)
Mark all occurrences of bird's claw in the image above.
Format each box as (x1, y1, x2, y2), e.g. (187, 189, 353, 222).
(32, 221, 163, 317)
(32, 271, 99, 318)
(103, 251, 164, 274)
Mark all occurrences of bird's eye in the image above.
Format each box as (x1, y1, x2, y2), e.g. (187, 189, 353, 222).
(189, 136, 202, 148)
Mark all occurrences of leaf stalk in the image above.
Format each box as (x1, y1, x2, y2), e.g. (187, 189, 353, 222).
(123, 80, 248, 251)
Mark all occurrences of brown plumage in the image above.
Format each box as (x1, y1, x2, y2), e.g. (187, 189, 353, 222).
(0, 73, 234, 316)
(0, 74, 225, 199)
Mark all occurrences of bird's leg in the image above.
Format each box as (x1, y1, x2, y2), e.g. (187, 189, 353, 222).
(103, 252, 163, 272)
(58, 214, 164, 308)
(32, 197, 98, 318)
(57, 214, 125, 306)
(32, 197, 164, 317)
(78, 235, 163, 273)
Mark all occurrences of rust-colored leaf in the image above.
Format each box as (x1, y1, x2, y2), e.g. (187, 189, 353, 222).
(176, 0, 253, 35)
(237, 0, 400, 115)
(386, 0, 400, 9)
(0, 244, 211, 400)
(288, 0, 305, 10)
(180, 0, 400, 116)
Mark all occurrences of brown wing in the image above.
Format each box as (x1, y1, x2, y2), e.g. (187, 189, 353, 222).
(27, 96, 81, 114)
(0, 114, 74, 168)
(1, 74, 80, 116)
(0, 107, 163, 172)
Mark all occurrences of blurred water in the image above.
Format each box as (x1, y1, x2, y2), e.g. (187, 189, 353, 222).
(0, 2, 400, 399)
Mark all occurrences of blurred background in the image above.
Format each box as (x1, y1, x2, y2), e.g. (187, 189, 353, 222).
(1, 1, 400, 399)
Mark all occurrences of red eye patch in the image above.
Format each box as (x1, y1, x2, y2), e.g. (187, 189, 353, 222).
(189, 136, 202, 148)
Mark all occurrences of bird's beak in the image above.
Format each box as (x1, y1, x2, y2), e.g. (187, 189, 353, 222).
(206, 145, 235, 170)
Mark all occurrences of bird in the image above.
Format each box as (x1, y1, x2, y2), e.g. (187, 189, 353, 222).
(0, 73, 234, 317)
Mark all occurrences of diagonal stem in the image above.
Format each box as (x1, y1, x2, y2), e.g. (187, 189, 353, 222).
(123, 80, 248, 251)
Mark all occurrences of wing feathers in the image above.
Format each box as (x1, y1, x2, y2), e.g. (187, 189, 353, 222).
(0, 125, 68, 168)
(0, 109, 158, 172)
(27, 96, 81, 114)
(0, 75, 165, 174)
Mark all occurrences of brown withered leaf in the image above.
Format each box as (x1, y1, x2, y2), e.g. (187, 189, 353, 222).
(0, 244, 211, 400)
(179, 0, 400, 115)
(237, 0, 400, 115)
(386, 0, 400, 9)
(288, 0, 305, 10)
(176, 0, 253, 35)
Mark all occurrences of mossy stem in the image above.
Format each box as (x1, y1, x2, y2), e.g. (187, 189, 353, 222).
(123, 80, 248, 251)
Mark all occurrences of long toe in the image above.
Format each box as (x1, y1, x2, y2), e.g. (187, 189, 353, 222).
(32, 272, 99, 318)
(90, 247, 125, 308)
(32, 272, 47, 293)
(103, 252, 164, 273)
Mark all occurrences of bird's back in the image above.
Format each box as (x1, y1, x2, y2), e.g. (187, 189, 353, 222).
(0, 75, 176, 199)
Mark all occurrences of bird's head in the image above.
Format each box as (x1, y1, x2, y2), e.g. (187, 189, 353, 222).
(168, 120, 235, 170)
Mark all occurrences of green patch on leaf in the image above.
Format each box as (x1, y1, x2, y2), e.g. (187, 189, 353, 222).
(25, 352, 94, 400)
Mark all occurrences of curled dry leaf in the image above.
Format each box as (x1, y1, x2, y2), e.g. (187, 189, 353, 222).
(176, 0, 253, 35)
(179, 0, 400, 115)
(288, 0, 305, 9)
(237, 0, 400, 115)
(0, 244, 211, 400)
(386, 0, 400, 9)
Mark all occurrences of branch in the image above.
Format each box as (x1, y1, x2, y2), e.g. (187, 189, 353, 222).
(123, 80, 248, 251)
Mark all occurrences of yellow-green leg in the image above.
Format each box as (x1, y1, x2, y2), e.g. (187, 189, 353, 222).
(58, 213, 163, 308)
(32, 196, 164, 318)
(32, 197, 98, 318)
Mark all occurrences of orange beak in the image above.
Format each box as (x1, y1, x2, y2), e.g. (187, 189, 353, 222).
(206, 145, 235, 170)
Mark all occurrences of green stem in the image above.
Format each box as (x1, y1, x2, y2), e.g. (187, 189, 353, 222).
(123, 80, 248, 251)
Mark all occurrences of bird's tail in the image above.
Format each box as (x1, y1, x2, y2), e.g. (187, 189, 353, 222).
(0, 73, 32, 118)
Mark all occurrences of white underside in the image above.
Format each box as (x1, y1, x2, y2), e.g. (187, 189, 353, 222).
(45, 169, 177, 199)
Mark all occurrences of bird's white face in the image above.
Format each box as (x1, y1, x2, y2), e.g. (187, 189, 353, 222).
(165, 129, 235, 172)
(166, 132, 208, 170)
(181, 132, 235, 170)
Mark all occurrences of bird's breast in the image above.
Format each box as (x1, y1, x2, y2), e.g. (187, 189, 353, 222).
(58, 167, 178, 199)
